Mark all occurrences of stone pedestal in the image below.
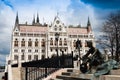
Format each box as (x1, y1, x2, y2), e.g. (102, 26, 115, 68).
(12, 67, 22, 80)
(110, 69, 120, 75)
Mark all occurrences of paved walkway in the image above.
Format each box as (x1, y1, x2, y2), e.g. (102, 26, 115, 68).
(0, 72, 4, 80)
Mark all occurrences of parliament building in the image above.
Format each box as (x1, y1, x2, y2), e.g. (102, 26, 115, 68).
(7, 13, 95, 64)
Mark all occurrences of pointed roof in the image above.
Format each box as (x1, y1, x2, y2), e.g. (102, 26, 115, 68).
(15, 12, 19, 25)
(36, 13, 39, 23)
(87, 17, 92, 32)
(87, 17, 91, 27)
(32, 15, 35, 25)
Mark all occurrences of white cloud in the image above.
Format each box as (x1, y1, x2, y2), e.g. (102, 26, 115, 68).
(0, 54, 6, 66)
(0, 2, 15, 56)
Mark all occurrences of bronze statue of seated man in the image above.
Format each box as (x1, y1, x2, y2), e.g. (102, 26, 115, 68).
(80, 41, 104, 73)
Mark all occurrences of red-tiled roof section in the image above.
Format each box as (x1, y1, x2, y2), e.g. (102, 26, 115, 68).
(19, 26, 48, 33)
(68, 27, 88, 35)
(19, 26, 88, 34)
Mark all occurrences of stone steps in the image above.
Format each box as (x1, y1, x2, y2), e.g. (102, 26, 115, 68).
(61, 72, 71, 76)
(53, 68, 83, 80)
(53, 68, 120, 80)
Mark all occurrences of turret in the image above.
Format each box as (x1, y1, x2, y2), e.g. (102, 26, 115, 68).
(87, 17, 91, 27)
(15, 12, 19, 26)
(32, 15, 35, 25)
(36, 13, 39, 23)
(13, 12, 19, 31)
(87, 17, 92, 33)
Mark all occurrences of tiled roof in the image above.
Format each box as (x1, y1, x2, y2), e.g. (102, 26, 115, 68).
(19, 26, 88, 34)
(67, 27, 88, 35)
(19, 26, 48, 33)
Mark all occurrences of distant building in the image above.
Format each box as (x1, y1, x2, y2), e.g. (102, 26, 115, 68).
(7, 13, 95, 64)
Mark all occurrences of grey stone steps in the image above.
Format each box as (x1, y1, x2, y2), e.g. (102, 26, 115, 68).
(53, 68, 82, 80)
(67, 69, 73, 72)
(56, 75, 90, 80)
(61, 72, 71, 76)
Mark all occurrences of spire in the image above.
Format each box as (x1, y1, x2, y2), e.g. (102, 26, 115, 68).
(15, 12, 19, 25)
(36, 13, 39, 23)
(54, 12, 59, 21)
(57, 12, 59, 17)
(87, 17, 92, 32)
(32, 15, 35, 25)
(87, 17, 91, 27)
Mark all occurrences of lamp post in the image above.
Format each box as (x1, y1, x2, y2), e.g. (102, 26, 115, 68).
(55, 33, 59, 57)
(76, 39, 82, 64)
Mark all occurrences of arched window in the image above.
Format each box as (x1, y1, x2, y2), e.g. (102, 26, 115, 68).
(14, 38, 18, 47)
(41, 55, 45, 59)
(64, 38, 67, 45)
(59, 25, 62, 31)
(59, 38, 62, 46)
(14, 55, 18, 60)
(54, 28, 57, 31)
(50, 38, 53, 45)
(28, 55, 31, 60)
(21, 39, 25, 47)
(35, 39, 38, 47)
(21, 55, 24, 60)
(34, 55, 38, 60)
(28, 39, 32, 47)
(41, 39, 45, 47)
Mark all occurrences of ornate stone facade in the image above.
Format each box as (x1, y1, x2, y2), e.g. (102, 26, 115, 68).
(8, 14, 95, 64)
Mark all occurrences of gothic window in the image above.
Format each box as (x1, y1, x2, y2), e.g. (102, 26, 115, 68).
(41, 49, 45, 53)
(34, 55, 38, 60)
(35, 49, 38, 52)
(64, 38, 67, 45)
(14, 32, 19, 36)
(14, 55, 18, 60)
(28, 49, 31, 53)
(56, 20, 60, 24)
(59, 28, 62, 31)
(50, 38, 53, 45)
(28, 55, 31, 60)
(73, 40, 76, 47)
(21, 55, 24, 60)
(54, 28, 57, 31)
(41, 39, 45, 47)
(20, 33, 26, 36)
(59, 38, 62, 46)
(35, 39, 38, 47)
(84, 35, 88, 38)
(14, 49, 18, 52)
(59, 25, 61, 27)
(41, 55, 45, 59)
(28, 33, 33, 37)
(28, 39, 32, 47)
(21, 49, 25, 53)
(59, 25, 62, 31)
(21, 39, 25, 47)
(14, 38, 18, 47)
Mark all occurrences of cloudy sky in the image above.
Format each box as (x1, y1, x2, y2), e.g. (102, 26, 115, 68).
(0, 0, 119, 65)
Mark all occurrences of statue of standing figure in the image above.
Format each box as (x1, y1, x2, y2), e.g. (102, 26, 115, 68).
(80, 41, 104, 73)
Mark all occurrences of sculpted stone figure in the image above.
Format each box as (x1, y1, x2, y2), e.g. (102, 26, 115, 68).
(80, 41, 104, 73)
